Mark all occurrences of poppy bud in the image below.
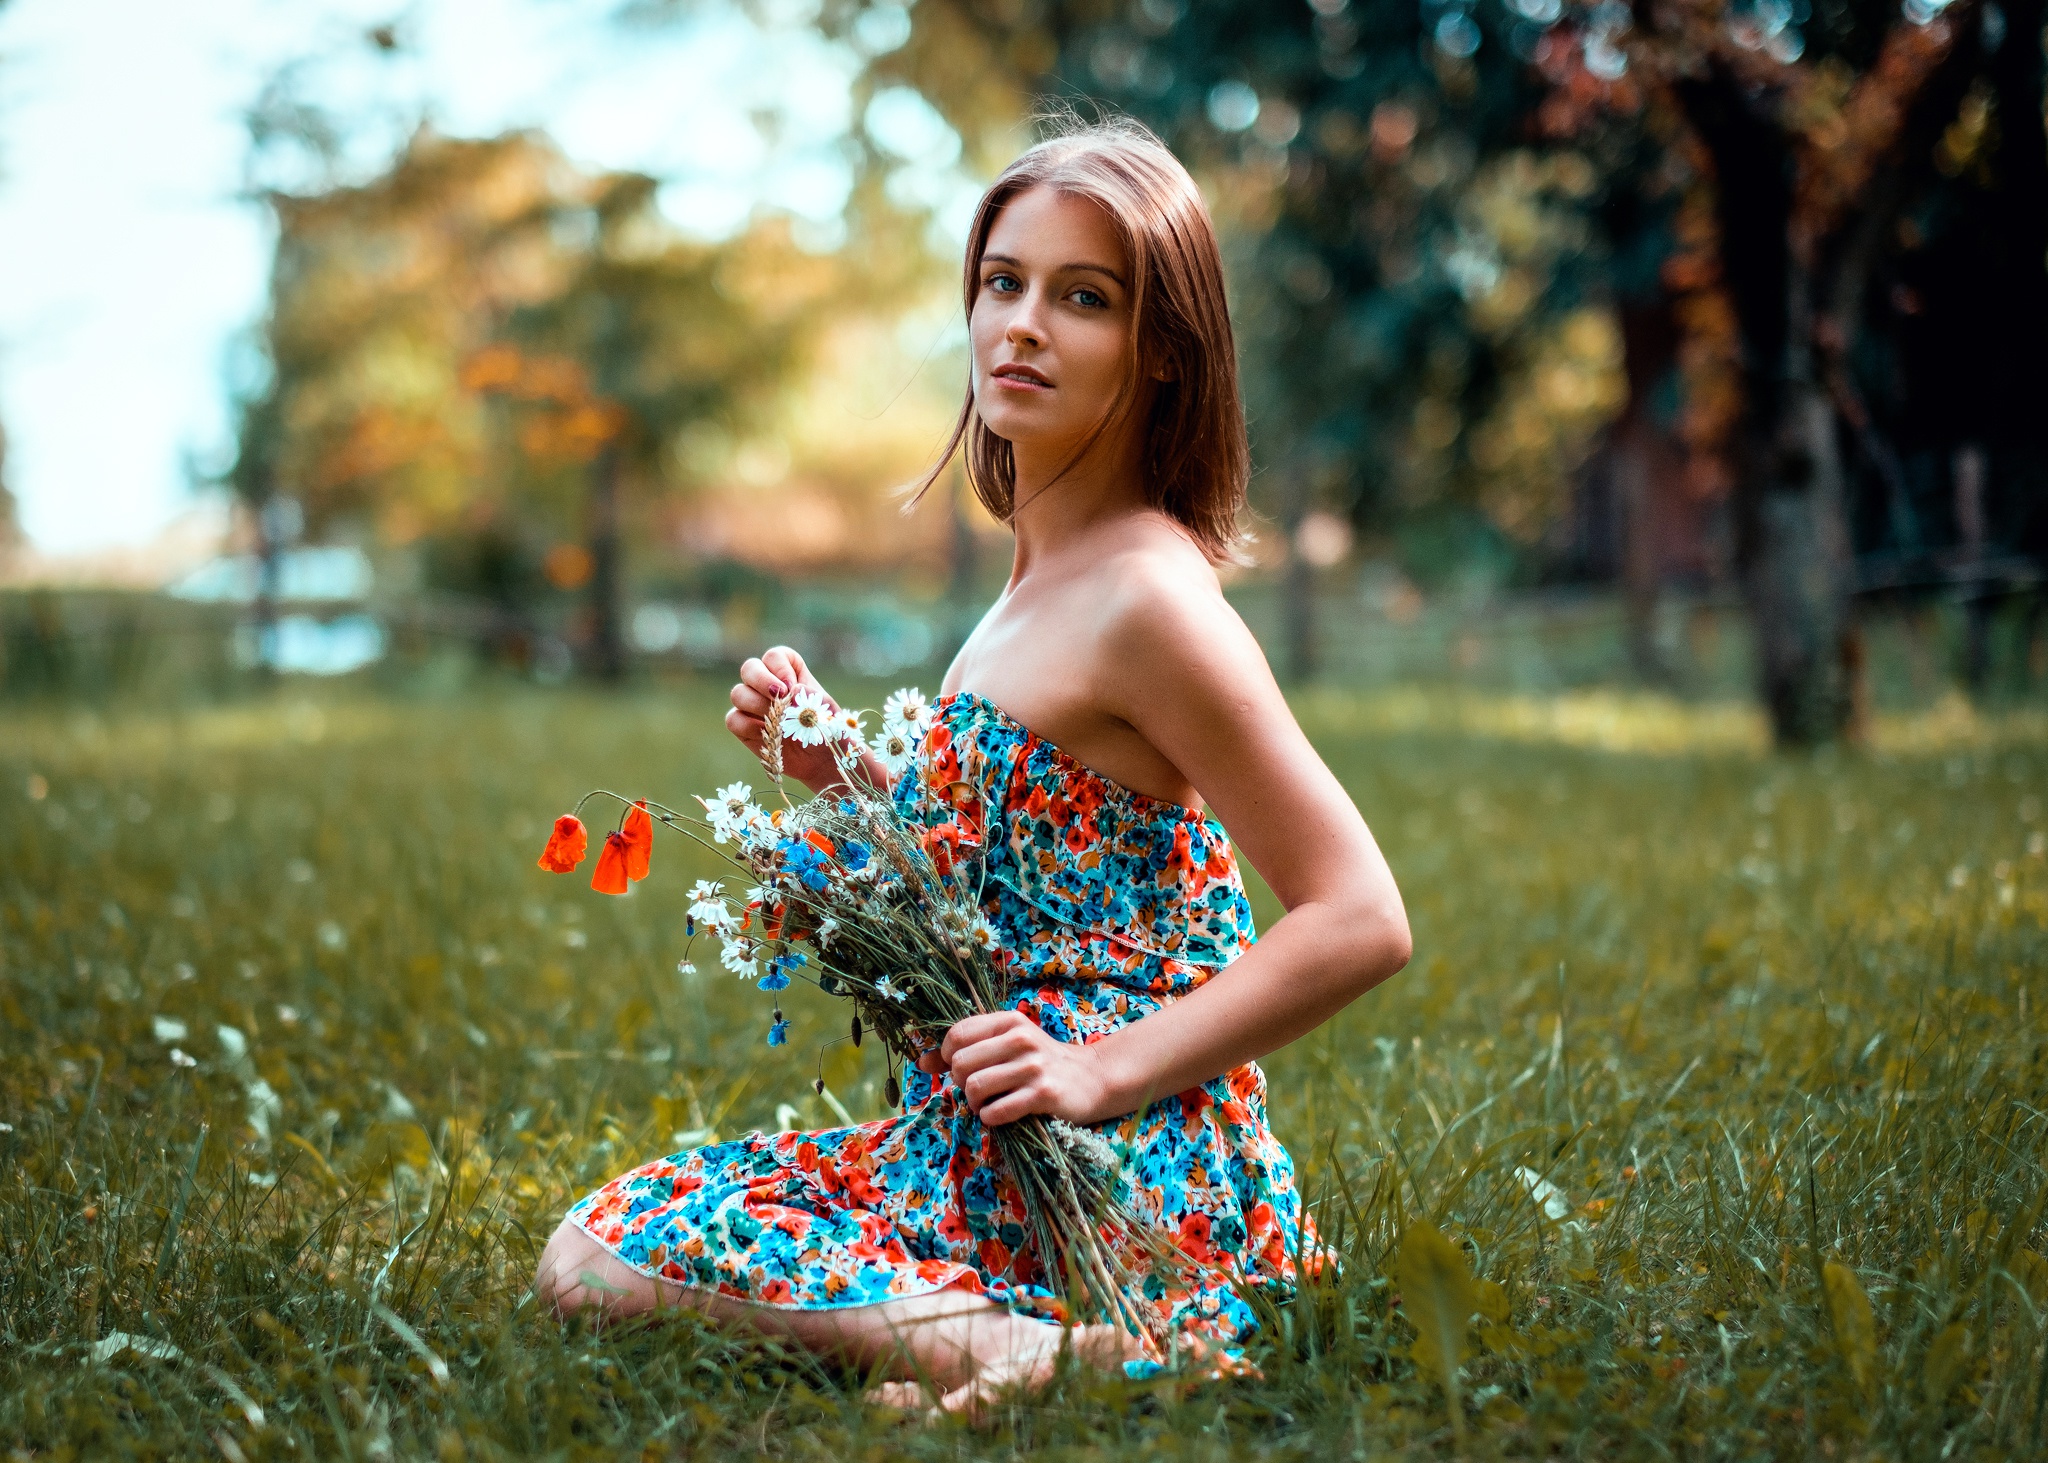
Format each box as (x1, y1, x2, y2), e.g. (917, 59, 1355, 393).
(850, 1014, 862, 1047)
(885, 1073, 900, 1107)
(812, 1077, 825, 1096)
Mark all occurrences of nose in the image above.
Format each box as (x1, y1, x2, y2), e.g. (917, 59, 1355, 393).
(1004, 288, 1047, 349)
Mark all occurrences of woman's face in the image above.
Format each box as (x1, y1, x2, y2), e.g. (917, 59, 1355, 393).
(969, 184, 1138, 457)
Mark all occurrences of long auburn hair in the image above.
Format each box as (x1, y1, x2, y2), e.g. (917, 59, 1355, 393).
(908, 113, 1251, 563)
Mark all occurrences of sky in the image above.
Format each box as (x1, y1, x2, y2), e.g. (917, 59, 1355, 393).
(0, 0, 947, 554)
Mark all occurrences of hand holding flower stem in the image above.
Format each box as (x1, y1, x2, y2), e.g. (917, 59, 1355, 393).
(726, 645, 893, 796)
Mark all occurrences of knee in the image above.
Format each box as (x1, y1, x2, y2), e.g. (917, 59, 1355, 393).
(534, 1219, 601, 1322)
(534, 1219, 664, 1327)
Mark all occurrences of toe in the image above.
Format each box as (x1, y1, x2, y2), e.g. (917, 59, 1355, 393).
(864, 1380, 931, 1410)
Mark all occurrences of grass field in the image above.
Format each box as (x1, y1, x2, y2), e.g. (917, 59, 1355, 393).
(3, 681, 2046, 1459)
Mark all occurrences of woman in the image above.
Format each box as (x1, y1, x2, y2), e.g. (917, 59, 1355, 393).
(534, 116, 1411, 1414)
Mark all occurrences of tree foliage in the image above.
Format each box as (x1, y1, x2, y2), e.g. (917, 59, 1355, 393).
(832, 0, 2046, 737)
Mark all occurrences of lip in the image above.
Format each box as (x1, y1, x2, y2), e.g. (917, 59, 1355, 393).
(991, 363, 1052, 389)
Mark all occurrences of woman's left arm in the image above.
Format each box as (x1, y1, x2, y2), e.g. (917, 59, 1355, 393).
(932, 572, 1412, 1127)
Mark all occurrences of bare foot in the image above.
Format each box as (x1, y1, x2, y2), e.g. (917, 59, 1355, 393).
(863, 1379, 930, 1410)
(865, 1322, 1138, 1421)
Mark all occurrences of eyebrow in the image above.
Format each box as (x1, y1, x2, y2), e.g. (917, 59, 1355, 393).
(982, 252, 1127, 287)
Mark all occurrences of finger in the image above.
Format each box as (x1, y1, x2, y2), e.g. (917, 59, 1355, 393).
(762, 645, 813, 690)
(915, 1053, 945, 1073)
(738, 656, 790, 699)
(940, 1011, 1025, 1063)
(946, 1031, 1037, 1082)
(729, 681, 773, 719)
(725, 708, 764, 746)
(973, 1084, 1049, 1128)
(961, 1059, 1038, 1111)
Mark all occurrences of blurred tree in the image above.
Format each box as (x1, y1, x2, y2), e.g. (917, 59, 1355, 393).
(228, 127, 583, 665)
(832, 0, 1627, 679)
(471, 174, 836, 678)
(232, 128, 856, 678)
(828, 0, 2043, 733)
(1528, 0, 2046, 737)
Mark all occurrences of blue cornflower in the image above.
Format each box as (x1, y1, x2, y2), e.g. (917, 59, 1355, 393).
(840, 839, 871, 873)
(757, 950, 804, 992)
(767, 1018, 790, 1047)
(781, 840, 830, 892)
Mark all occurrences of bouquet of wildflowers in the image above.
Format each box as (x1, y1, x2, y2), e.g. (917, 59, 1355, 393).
(536, 687, 1165, 1342)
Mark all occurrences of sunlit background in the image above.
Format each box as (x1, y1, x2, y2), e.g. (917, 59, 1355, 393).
(1, 0, 2043, 737)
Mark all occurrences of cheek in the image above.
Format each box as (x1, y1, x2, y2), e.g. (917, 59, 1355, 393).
(968, 300, 1006, 370)
(1065, 318, 1133, 397)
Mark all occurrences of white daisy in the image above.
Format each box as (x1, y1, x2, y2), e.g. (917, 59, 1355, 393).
(743, 883, 775, 909)
(688, 886, 729, 924)
(675, 959, 696, 976)
(834, 706, 865, 740)
(737, 806, 779, 850)
(688, 878, 723, 903)
(695, 796, 738, 843)
(873, 974, 905, 1003)
(719, 937, 757, 975)
(870, 723, 916, 774)
(884, 688, 933, 730)
(815, 915, 841, 948)
(966, 914, 1000, 952)
(697, 904, 737, 937)
(779, 688, 834, 747)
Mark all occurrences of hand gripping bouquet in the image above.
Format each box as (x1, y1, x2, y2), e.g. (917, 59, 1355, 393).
(537, 687, 1169, 1346)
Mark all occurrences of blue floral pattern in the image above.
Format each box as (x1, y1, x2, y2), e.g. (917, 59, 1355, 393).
(566, 690, 1314, 1369)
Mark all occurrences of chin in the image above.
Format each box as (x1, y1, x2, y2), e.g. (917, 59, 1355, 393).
(977, 401, 1071, 451)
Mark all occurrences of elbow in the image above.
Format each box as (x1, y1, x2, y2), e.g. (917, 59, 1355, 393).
(1375, 913, 1413, 984)
(1347, 895, 1411, 991)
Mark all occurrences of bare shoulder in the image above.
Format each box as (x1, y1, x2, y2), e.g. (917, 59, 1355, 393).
(1090, 515, 1270, 708)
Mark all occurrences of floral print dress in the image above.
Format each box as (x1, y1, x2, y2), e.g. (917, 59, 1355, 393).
(565, 690, 1315, 1370)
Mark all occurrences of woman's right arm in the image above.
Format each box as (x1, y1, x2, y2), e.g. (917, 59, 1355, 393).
(726, 645, 894, 797)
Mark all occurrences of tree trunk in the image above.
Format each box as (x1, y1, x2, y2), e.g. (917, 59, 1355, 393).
(1679, 67, 1859, 746)
(252, 487, 297, 682)
(1955, 441, 1991, 691)
(1739, 363, 1859, 744)
(586, 444, 625, 683)
(1613, 419, 1670, 684)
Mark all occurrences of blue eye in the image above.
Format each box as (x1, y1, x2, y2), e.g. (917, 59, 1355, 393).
(1073, 288, 1108, 309)
(987, 273, 1021, 294)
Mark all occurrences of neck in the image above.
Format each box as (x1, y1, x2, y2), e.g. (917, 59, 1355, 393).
(1002, 416, 1150, 584)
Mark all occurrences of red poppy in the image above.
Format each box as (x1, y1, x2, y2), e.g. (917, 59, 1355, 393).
(536, 814, 588, 872)
(591, 801, 654, 894)
(591, 833, 632, 894)
(621, 800, 653, 881)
